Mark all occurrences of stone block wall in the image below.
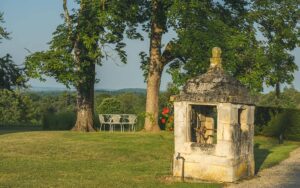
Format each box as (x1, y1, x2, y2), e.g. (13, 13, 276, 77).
(173, 101, 255, 182)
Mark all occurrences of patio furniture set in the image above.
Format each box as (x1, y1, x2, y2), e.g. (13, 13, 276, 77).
(98, 114, 137, 132)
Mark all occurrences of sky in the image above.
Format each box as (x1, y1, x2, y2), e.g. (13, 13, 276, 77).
(0, 0, 299, 92)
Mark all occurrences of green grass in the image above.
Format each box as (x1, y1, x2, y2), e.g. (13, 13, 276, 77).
(0, 131, 218, 188)
(254, 136, 300, 172)
(0, 131, 299, 188)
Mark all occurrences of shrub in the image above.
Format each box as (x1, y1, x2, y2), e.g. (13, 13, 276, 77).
(43, 111, 101, 131)
(0, 89, 37, 126)
(159, 106, 174, 131)
(96, 98, 122, 114)
(42, 111, 76, 130)
(262, 109, 300, 141)
(254, 106, 281, 134)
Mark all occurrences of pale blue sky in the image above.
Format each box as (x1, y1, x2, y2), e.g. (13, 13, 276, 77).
(0, 0, 299, 92)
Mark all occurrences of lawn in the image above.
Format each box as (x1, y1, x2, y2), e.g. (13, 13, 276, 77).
(254, 136, 300, 172)
(0, 131, 299, 188)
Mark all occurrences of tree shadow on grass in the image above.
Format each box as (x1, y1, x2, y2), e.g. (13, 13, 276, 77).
(0, 126, 43, 136)
(254, 143, 272, 174)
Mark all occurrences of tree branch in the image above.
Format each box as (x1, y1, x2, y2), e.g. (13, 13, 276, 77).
(161, 41, 176, 65)
(63, 0, 72, 35)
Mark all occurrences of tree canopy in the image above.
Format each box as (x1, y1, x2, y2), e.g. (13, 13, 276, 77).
(137, 0, 299, 131)
(166, 0, 299, 94)
(0, 12, 27, 90)
(25, 0, 146, 131)
(252, 0, 299, 96)
(17, 0, 300, 132)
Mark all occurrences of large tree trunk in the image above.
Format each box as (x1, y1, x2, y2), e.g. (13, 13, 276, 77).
(145, 70, 162, 131)
(72, 63, 96, 132)
(63, 0, 96, 132)
(73, 87, 95, 131)
(144, 0, 163, 132)
(73, 102, 95, 132)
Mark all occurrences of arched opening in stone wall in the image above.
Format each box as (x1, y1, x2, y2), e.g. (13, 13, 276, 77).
(189, 105, 217, 145)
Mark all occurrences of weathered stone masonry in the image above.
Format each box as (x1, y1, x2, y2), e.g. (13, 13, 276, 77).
(173, 47, 255, 182)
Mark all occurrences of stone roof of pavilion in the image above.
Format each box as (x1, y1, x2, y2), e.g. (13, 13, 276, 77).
(176, 47, 255, 104)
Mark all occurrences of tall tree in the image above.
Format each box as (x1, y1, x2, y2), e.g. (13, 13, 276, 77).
(25, 0, 143, 131)
(0, 12, 26, 90)
(140, 0, 177, 131)
(252, 0, 299, 97)
(141, 0, 267, 131)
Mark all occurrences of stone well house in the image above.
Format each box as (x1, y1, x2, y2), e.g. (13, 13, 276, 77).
(173, 47, 255, 182)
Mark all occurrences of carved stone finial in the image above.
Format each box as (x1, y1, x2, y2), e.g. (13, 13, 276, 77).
(210, 47, 222, 70)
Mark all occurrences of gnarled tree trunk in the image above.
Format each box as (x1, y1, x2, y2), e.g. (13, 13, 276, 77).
(74, 103, 95, 131)
(72, 64, 96, 132)
(73, 86, 95, 131)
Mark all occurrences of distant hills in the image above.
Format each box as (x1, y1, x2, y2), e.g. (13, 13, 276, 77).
(29, 86, 74, 92)
(95, 88, 147, 94)
(29, 86, 147, 94)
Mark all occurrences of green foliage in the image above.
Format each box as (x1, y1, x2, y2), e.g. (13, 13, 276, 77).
(255, 101, 300, 141)
(42, 111, 76, 130)
(33, 92, 77, 130)
(37, 92, 76, 114)
(0, 89, 36, 126)
(25, 0, 144, 88)
(0, 90, 146, 130)
(159, 107, 174, 131)
(262, 111, 289, 137)
(96, 97, 122, 114)
(262, 109, 300, 141)
(0, 12, 9, 41)
(158, 0, 299, 94)
(24, 0, 146, 130)
(257, 87, 300, 108)
(95, 92, 146, 130)
(159, 85, 177, 109)
(0, 90, 77, 128)
(0, 13, 27, 90)
(254, 106, 279, 134)
(116, 93, 146, 114)
(167, 0, 269, 93)
(0, 54, 27, 90)
(42, 111, 101, 131)
(252, 0, 299, 90)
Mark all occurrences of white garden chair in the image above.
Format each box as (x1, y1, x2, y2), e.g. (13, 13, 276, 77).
(98, 114, 111, 131)
(110, 114, 122, 132)
(122, 114, 137, 132)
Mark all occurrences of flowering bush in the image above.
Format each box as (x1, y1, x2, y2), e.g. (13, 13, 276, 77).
(160, 106, 174, 131)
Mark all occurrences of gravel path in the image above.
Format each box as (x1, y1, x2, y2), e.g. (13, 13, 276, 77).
(225, 147, 300, 188)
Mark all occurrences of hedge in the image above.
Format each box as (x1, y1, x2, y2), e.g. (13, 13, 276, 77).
(255, 106, 300, 141)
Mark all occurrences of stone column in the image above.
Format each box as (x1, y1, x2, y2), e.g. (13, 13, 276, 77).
(215, 103, 237, 158)
(247, 105, 255, 176)
(174, 101, 189, 153)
